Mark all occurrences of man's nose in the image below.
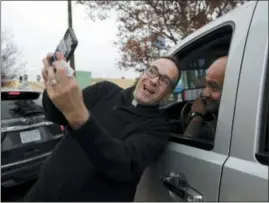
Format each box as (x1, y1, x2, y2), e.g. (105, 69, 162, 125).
(149, 76, 159, 86)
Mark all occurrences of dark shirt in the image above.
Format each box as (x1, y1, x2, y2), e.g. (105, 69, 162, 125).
(25, 81, 170, 202)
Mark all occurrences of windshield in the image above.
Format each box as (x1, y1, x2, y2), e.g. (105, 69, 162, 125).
(1, 92, 43, 119)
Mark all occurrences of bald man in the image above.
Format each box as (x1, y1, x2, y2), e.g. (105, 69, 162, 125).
(183, 56, 228, 140)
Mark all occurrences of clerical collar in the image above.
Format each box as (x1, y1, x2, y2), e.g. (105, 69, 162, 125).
(122, 86, 160, 108)
(132, 99, 139, 107)
(131, 98, 160, 107)
(120, 86, 161, 118)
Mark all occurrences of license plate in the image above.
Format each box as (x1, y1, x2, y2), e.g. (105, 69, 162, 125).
(20, 129, 41, 144)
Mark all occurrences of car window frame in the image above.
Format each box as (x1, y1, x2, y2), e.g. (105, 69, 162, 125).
(168, 24, 235, 151)
(255, 55, 269, 166)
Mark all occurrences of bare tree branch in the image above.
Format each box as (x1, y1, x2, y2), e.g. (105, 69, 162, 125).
(1, 29, 26, 86)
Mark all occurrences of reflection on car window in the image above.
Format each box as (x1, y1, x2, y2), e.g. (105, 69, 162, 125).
(1, 100, 43, 120)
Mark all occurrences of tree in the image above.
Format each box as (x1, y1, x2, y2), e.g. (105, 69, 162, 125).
(1, 29, 26, 86)
(78, 0, 247, 72)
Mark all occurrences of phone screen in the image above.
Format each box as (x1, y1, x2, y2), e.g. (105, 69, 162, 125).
(50, 28, 78, 65)
(52, 36, 72, 62)
(65, 34, 73, 51)
(57, 40, 67, 54)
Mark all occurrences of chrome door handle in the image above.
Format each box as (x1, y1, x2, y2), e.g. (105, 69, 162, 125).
(161, 173, 204, 202)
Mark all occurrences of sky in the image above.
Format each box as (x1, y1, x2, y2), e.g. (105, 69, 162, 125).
(2, 1, 140, 81)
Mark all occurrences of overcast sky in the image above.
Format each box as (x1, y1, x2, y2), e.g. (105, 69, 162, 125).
(2, 1, 139, 81)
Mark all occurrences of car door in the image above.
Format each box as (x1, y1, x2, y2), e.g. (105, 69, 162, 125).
(135, 2, 258, 202)
(219, 1, 268, 201)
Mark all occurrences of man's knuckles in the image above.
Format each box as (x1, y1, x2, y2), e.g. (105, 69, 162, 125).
(55, 83, 78, 95)
(52, 61, 61, 68)
(68, 80, 79, 89)
(58, 67, 67, 75)
(54, 66, 68, 77)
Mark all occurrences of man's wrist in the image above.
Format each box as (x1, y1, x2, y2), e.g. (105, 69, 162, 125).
(191, 116, 203, 123)
(190, 112, 204, 120)
(65, 106, 90, 129)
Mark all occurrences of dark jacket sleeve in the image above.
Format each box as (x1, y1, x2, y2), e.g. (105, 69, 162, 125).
(42, 90, 68, 125)
(42, 82, 106, 126)
(71, 115, 170, 182)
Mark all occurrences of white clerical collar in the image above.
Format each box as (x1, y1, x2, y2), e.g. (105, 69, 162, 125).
(132, 99, 139, 107)
(132, 98, 160, 107)
(132, 93, 160, 107)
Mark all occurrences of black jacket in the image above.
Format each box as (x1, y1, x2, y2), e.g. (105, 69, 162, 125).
(25, 81, 170, 202)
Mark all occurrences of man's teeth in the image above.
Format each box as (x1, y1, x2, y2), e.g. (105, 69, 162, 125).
(144, 87, 154, 94)
(145, 89, 151, 94)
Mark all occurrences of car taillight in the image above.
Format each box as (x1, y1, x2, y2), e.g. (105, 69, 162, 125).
(8, 91, 20, 95)
(60, 125, 64, 131)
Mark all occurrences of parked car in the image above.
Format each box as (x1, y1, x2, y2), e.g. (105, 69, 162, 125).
(1, 89, 63, 188)
(135, 1, 268, 202)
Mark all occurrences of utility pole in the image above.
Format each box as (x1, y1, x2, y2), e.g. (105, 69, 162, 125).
(68, 0, 76, 73)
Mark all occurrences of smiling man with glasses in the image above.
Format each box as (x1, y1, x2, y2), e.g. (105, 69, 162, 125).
(133, 56, 181, 106)
(25, 53, 181, 202)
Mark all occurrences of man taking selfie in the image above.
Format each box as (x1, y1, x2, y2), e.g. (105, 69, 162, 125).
(25, 52, 181, 201)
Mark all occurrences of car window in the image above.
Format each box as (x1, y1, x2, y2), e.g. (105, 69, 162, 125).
(166, 25, 233, 150)
(1, 91, 43, 120)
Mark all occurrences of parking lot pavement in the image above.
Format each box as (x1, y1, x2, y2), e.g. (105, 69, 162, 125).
(1, 179, 36, 202)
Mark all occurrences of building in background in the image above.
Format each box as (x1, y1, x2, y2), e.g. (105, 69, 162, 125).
(91, 78, 135, 89)
(20, 69, 135, 92)
(75, 70, 92, 89)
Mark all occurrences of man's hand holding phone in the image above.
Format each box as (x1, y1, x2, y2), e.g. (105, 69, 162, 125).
(43, 52, 89, 129)
(42, 28, 85, 127)
(42, 52, 74, 83)
(45, 27, 77, 80)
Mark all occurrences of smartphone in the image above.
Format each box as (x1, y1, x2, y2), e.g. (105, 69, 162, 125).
(50, 27, 78, 65)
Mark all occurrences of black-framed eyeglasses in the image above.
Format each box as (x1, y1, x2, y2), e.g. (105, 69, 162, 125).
(145, 66, 174, 88)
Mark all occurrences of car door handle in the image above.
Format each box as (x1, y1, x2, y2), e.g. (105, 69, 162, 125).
(161, 174, 204, 202)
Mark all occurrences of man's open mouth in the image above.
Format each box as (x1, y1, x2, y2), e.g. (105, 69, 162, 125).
(143, 85, 155, 94)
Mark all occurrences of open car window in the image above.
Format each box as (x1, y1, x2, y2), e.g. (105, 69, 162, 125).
(163, 24, 233, 150)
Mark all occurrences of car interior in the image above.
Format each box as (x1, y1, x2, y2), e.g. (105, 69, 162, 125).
(161, 25, 233, 150)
